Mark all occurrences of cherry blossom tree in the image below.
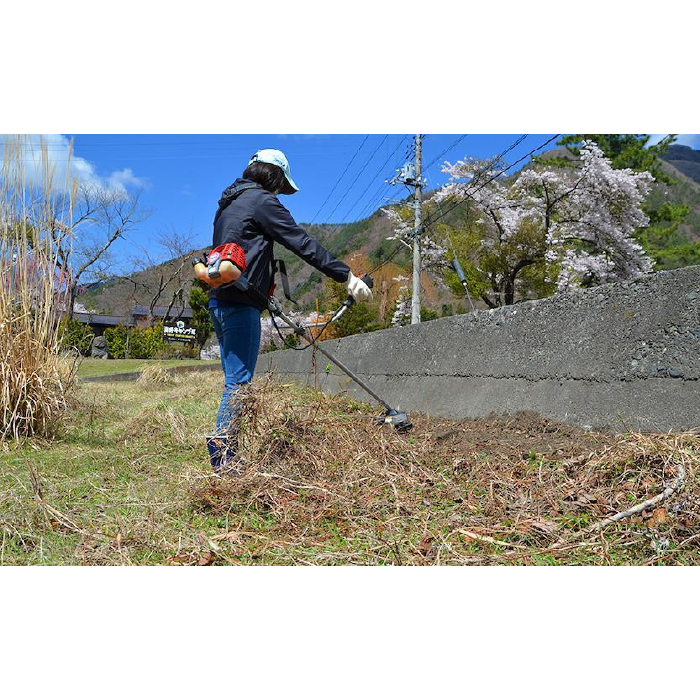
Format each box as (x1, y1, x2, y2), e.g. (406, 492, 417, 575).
(389, 275, 411, 327)
(382, 206, 448, 271)
(423, 141, 655, 307)
(381, 205, 449, 323)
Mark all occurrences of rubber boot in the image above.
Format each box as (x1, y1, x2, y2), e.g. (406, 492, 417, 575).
(206, 433, 242, 476)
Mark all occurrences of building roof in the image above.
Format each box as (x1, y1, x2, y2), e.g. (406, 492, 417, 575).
(73, 312, 128, 326)
(131, 305, 194, 319)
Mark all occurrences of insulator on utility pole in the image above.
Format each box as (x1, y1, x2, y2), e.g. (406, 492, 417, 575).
(411, 134, 422, 325)
(452, 257, 468, 289)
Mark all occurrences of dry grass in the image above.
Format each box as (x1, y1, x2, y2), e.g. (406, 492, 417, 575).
(137, 363, 175, 386)
(188, 377, 700, 565)
(1, 371, 698, 565)
(1, 136, 76, 440)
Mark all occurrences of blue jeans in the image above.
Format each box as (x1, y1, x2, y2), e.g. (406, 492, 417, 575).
(209, 304, 262, 434)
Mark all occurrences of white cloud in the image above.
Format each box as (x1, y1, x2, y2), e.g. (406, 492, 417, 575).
(107, 167, 147, 192)
(1, 134, 148, 196)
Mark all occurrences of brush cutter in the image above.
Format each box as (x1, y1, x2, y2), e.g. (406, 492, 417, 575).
(192, 249, 412, 432)
(266, 283, 412, 432)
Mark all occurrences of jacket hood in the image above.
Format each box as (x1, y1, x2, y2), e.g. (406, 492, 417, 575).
(213, 179, 263, 227)
(217, 178, 262, 211)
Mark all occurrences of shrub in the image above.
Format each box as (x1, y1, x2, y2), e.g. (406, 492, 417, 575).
(128, 323, 164, 359)
(105, 324, 128, 359)
(283, 332, 300, 349)
(189, 282, 213, 351)
(105, 323, 165, 360)
(59, 317, 94, 356)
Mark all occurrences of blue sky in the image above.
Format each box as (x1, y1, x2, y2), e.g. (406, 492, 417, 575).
(10, 133, 699, 272)
(648, 134, 699, 149)
(59, 133, 560, 268)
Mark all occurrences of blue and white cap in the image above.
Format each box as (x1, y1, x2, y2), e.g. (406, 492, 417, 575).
(248, 149, 299, 194)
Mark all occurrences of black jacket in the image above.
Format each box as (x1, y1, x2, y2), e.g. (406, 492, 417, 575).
(209, 179, 350, 310)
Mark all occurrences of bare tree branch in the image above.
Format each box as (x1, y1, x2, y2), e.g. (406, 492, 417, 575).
(55, 185, 149, 317)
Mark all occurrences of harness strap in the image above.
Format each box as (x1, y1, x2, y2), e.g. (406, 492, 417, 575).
(212, 181, 298, 307)
(270, 258, 298, 305)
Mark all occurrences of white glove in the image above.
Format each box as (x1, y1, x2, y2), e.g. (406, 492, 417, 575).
(346, 271, 373, 302)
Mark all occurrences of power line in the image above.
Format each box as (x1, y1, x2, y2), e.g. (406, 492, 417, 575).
(6, 150, 358, 162)
(417, 134, 560, 310)
(302, 136, 407, 253)
(338, 136, 409, 222)
(322, 135, 390, 223)
(0, 138, 354, 150)
(289, 138, 412, 299)
(308, 135, 370, 225)
(362, 137, 465, 277)
(363, 136, 437, 277)
(423, 134, 469, 171)
(361, 138, 427, 275)
(288, 136, 405, 296)
(352, 136, 412, 221)
(419, 135, 530, 232)
(423, 135, 560, 229)
(369, 135, 560, 278)
(313, 135, 409, 241)
(367, 237, 411, 275)
(355, 182, 392, 220)
(354, 180, 398, 221)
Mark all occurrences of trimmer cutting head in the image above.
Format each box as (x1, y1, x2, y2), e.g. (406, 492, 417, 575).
(381, 408, 413, 432)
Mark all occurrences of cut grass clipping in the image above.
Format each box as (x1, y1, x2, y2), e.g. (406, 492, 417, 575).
(1, 371, 698, 565)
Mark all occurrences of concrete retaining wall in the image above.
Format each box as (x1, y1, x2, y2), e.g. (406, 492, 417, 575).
(260, 266, 700, 433)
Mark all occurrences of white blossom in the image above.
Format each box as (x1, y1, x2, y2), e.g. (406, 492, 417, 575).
(391, 288, 412, 327)
(431, 140, 654, 295)
(382, 207, 447, 270)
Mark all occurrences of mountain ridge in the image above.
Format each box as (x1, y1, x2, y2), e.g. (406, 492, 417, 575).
(661, 144, 700, 184)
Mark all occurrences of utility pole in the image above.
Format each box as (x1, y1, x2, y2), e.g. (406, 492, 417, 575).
(387, 134, 423, 324)
(411, 134, 423, 325)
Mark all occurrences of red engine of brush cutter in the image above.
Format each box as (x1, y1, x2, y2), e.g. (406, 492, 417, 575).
(193, 243, 246, 288)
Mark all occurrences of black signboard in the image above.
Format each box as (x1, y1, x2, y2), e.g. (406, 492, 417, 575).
(163, 320, 196, 343)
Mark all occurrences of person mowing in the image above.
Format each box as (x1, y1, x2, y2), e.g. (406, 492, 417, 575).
(203, 149, 372, 474)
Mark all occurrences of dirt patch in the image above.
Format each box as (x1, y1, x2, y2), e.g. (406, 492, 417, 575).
(413, 411, 605, 462)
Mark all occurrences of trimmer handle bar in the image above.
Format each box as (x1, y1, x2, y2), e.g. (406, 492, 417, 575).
(330, 273, 374, 324)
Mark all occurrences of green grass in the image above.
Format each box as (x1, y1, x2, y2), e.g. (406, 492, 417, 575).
(1, 373, 224, 565)
(76, 358, 219, 378)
